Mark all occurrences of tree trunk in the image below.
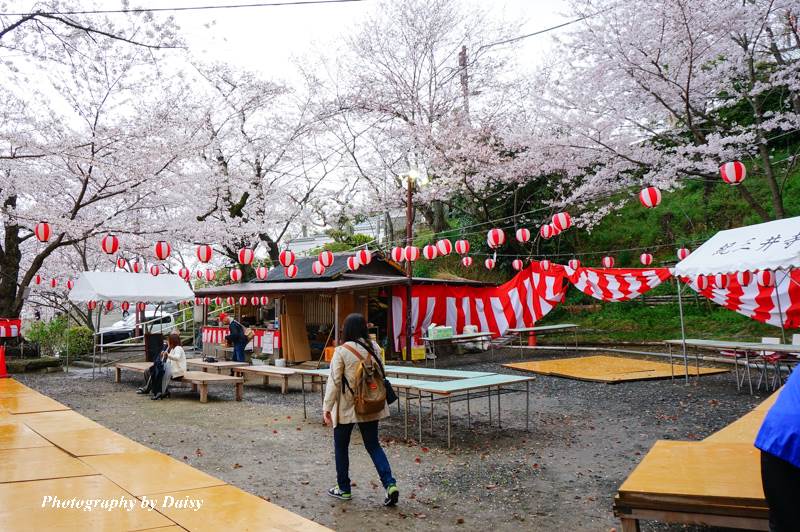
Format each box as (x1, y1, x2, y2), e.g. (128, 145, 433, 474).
(757, 142, 785, 219)
(420, 200, 448, 234)
(0, 197, 23, 318)
(384, 211, 394, 247)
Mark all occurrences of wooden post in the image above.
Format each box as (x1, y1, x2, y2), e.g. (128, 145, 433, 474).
(334, 293, 340, 346)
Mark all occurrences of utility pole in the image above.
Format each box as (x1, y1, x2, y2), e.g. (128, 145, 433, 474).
(458, 45, 470, 123)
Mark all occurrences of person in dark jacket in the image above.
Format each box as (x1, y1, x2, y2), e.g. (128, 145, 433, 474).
(755, 368, 800, 531)
(219, 312, 247, 362)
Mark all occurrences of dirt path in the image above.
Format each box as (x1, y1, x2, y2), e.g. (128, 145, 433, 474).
(17, 352, 766, 531)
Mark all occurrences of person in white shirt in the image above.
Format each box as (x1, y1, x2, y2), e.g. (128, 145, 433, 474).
(153, 331, 186, 400)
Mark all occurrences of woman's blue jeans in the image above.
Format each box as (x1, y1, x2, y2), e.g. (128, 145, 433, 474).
(333, 420, 395, 493)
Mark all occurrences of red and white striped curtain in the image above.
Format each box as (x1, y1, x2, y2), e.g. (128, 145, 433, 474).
(391, 262, 568, 350)
(0, 319, 21, 338)
(565, 265, 673, 302)
(682, 270, 800, 329)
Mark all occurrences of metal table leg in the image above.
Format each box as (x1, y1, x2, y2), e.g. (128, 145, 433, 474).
(526, 380, 530, 431)
(301, 374, 307, 420)
(497, 386, 501, 429)
(447, 396, 452, 449)
(466, 390, 471, 428)
(417, 389, 423, 443)
(403, 390, 409, 440)
(668, 343, 674, 381)
(430, 395, 434, 431)
(745, 351, 754, 395)
(488, 387, 492, 425)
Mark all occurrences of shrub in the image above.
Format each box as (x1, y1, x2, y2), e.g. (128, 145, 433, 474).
(25, 316, 67, 357)
(64, 326, 94, 359)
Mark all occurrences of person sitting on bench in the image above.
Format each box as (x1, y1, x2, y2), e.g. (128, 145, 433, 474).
(137, 331, 186, 400)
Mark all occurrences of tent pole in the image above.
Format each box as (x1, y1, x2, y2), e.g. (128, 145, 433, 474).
(676, 278, 689, 384)
(775, 270, 788, 343)
(92, 307, 101, 379)
(65, 309, 70, 375)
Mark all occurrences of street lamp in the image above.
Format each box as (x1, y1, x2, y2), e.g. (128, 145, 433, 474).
(404, 169, 427, 360)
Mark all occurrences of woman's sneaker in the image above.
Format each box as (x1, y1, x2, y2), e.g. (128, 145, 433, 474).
(384, 484, 399, 506)
(327, 486, 352, 501)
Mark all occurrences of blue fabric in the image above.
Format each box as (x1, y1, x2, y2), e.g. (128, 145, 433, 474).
(333, 421, 395, 493)
(755, 368, 800, 469)
(228, 320, 246, 344)
(232, 342, 245, 363)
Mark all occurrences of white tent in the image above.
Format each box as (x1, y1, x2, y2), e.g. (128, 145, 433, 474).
(68, 271, 194, 303)
(675, 216, 800, 276)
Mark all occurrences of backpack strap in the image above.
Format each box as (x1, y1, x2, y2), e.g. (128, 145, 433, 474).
(342, 342, 368, 364)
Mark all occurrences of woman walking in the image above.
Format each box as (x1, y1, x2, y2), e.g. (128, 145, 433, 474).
(323, 313, 399, 506)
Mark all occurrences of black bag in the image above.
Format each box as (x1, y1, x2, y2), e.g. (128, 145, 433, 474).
(356, 340, 398, 405)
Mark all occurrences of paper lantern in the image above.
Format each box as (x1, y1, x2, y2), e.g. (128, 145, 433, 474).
(285, 264, 298, 278)
(640, 253, 653, 266)
(696, 274, 709, 290)
(230, 268, 242, 282)
(720, 161, 746, 185)
(87, 300, 97, 310)
(204, 268, 215, 282)
(203, 297, 211, 306)
(255, 266, 269, 280)
(311, 261, 325, 275)
(136, 301, 146, 312)
(121, 301, 130, 312)
(194, 297, 202, 306)
(568, 259, 581, 270)
(215, 296, 223, 306)
(549, 223, 562, 237)
(260, 296, 270, 306)
(50, 278, 58, 288)
(237, 247, 255, 265)
(486, 228, 506, 249)
(353, 249, 371, 265)
(195, 270, 204, 280)
(226, 296, 235, 306)
(101, 234, 119, 255)
(239, 296, 248, 306)
(676, 247, 690, 260)
(318, 250, 334, 267)
(153, 241, 171, 260)
(66, 279, 74, 290)
(391, 246, 405, 262)
(404, 246, 420, 262)
(104, 301, 114, 312)
(34, 274, 42, 285)
(422, 244, 438, 260)
(132, 261, 142, 274)
(736, 271, 753, 285)
(279, 249, 295, 267)
(540, 260, 551, 271)
(512, 259, 524, 271)
(454, 240, 470, 255)
(150, 265, 161, 277)
(638, 187, 662, 208)
(435, 239, 452, 256)
(539, 225, 554, 239)
(601, 256, 615, 268)
(34, 221, 51, 242)
(757, 270, 774, 287)
(196, 244, 213, 263)
(178, 267, 191, 281)
(347, 256, 361, 271)
(250, 296, 259, 306)
(515, 228, 531, 243)
(461, 256, 473, 267)
(116, 257, 127, 269)
(484, 258, 496, 270)
(552, 212, 572, 231)
(714, 272, 728, 288)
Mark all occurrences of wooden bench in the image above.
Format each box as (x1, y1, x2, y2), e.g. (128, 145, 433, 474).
(114, 363, 243, 403)
(185, 358, 249, 375)
(233, 366, 296, 394)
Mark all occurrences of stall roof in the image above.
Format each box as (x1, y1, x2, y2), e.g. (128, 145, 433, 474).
(69, 272, 194, 303)
(674, 216, 800, 276)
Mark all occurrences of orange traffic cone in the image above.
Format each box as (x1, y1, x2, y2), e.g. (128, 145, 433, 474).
(0, 346, 9, 378)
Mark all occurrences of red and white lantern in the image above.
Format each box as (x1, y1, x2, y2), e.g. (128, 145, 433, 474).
(34, 274, 42, 285)
(357, 249, 372, 265)
(568, 259, 581, 270)
(250, 296, 259, 306)
(66, 279, 74, 290)
(454, 240, 470, 255)
(391, 247, 405, 262)
(512, 259, 524, 271)
(195, 270, 204, 280)
(116, 257, 127, 269)
(676, 247, 690, 260)
(239, 296, 248, 306)
(237, 247, 255, 265)
(204, 268, 215, 282)
(422, 245, 438, 260)
(215, 297, 223, 306)
(640, 253, 653, 266)
(279, 249, 295, 268)
(230, 268, 242, 282)
(714, 272, 729, 289)
(203, 297, 211, 306)
(549, 223, 562, 237)
(260, 296, 270, 306)
(50, 278, 58, 288)
(318, 250, 334, 268)
(757, 270, 775, 287)
(34, 221, 51, 242)
(132, 262, 142, 274)
(515, 228, 531, 243)
(226, 296, 235, 306)
(104, 301, 114, 312)
(347, 256, 361, 271)
(552, 212, 572, 231)
(696, 275, 709, 290)
(154, 241, 171, 261)
(196, 244, 213, 263)
(195, 297, 202, 306)
(461, 256, 473, 267)
(136, 301, 146, 312)
(736, 271, 753, 285)
(720, 161, 746, 185)
(312, 261, 325, 275)
(178, 267, 190, 281)
(484, 258, 496, 270)
(121, 301, 130, 312)
(149, 265, 160, 277)
(539, 225, 554, 239)
(486, 228, 506, 249)
(638, 187, 662, 208)
(601, 256, 615, 268)
(404, 246, 420, 262)
(540, 259, 551, 271)
(101, 234, 119, 255)
(87, 300, 97, 310)
(435, 239, 452, 256)
(285, 264, 298, 278)
(255, 266, 269, 280)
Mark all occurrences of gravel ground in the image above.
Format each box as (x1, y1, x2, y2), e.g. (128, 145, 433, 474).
(17, 350, 767, 532)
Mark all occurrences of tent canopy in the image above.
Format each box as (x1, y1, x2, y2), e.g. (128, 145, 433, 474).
(674, 216, 800, 276)
(68, 272, 194, 303)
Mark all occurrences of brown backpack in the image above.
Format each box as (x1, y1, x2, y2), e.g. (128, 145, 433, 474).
(342, 343, 386, 415)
